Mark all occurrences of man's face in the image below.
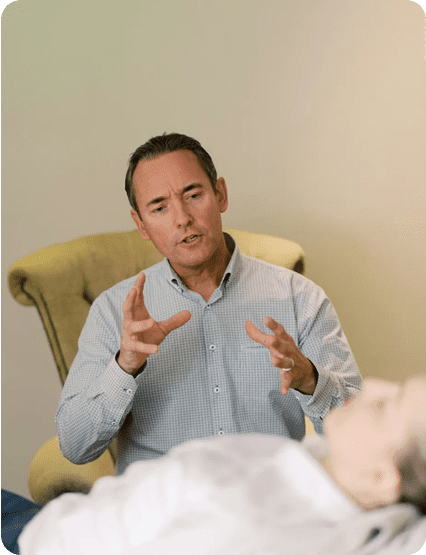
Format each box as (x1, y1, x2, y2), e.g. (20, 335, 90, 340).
(131, 149, 228, 274)
(324, 376, 426, 508)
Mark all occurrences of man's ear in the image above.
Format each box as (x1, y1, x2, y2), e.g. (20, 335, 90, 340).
(131, 209, 150, 241)
(214, 177, 229, 214)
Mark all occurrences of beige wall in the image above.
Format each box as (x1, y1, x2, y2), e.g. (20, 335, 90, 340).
(2, 0, 425, 498)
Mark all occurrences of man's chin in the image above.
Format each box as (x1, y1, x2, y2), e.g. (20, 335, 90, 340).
(169, 234, 228, 273)
(172, 239, 212, 264)
(173, 256, 209, 271)
(167, 249, 205, 269)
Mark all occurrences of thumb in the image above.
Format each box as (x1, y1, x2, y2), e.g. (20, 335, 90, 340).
(160, 310, 191, 336)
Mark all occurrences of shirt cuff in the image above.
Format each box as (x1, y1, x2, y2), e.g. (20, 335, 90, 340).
(87, 356, 139, 409)
(294, 365, 343, 421)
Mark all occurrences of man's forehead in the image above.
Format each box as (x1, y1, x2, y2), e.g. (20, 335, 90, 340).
(134, 150, 206, 182)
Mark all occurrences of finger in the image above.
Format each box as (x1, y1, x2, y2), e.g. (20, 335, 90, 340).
(268, 335, 288, 358)
(132, 272, 147, 307)
(125, 273, 150, 321)
(123, 273, 145, 312)
(264, 317, 289, 339)
(279, 367, 293, 396)
(127, 318, 155, 334)
(245, 320, 269, 346)
(134, 272, 146, 291)
(122, 339, 159, 355)
(122, 287, 138, 321)
(271, 354, 294, 368)
(246, 321, 284, 358)
(159, 310, 191, 336)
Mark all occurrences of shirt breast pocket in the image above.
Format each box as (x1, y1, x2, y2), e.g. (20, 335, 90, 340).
(238, 342, 281, 400)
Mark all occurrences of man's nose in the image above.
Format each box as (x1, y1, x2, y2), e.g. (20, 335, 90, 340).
(173, 200, 193, 227)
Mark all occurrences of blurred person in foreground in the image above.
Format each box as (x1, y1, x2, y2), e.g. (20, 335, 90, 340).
(19, 375, 426, 555)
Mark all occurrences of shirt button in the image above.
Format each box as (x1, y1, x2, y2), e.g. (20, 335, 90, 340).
(206, 305, 211, 309)
(218, 430, 225, 435)
(112, 420, 116, 425)
(214, 387, 221, 393)
(209, 344, 216, 350)
(126, 389, 132, 394)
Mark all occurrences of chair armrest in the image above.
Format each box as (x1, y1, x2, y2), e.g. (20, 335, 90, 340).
(28, 436, 115, 505)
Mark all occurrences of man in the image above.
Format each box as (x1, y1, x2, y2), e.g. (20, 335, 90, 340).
(19, 376, 426, 555)
(56, 133, 361, 474)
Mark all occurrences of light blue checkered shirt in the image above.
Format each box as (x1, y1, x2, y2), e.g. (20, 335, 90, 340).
(56, 234, 361, 474)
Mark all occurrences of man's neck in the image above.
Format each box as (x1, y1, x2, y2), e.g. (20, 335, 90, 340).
(172, 235, 232, 301)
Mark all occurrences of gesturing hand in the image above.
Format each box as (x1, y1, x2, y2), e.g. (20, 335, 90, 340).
(118, 272, 191, 376)
(245, 317, 318, 396)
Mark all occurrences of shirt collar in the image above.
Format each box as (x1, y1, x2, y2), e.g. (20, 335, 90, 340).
(164, 232, 243, 292)
(220, 232, 242, 287)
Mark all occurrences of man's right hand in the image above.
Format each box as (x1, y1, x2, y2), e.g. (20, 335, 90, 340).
(117, 272, 191, 376)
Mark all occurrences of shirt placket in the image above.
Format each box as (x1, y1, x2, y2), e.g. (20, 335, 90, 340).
(203, 298, 229, 436)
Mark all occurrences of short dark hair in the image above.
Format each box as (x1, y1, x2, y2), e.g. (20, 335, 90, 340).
(125, 133, 218, 215)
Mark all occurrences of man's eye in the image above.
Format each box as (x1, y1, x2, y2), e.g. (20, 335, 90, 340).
(154, 206, 165, 213)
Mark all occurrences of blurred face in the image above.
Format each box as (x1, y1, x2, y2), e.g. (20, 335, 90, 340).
(131, 149, 228, 275)
(324, 377, 426, 509)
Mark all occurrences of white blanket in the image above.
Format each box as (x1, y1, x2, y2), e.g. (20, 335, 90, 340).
(19, 434, 426, 555)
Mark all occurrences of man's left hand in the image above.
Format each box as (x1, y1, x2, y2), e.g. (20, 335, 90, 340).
(245, 317, 318, 396)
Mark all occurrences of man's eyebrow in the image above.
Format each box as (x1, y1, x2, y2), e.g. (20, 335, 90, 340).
(146, 195, 166, 208)
(181, 183, 203, 194)
(146, 183, 203, 207)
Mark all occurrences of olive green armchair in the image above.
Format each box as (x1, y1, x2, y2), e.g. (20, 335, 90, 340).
(8, 228, 306, 504)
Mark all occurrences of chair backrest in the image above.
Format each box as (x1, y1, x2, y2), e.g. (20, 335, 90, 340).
(8, 228, 304, 385)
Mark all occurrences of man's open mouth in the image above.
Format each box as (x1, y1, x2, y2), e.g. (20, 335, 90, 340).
(182, 235, 199, 243)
